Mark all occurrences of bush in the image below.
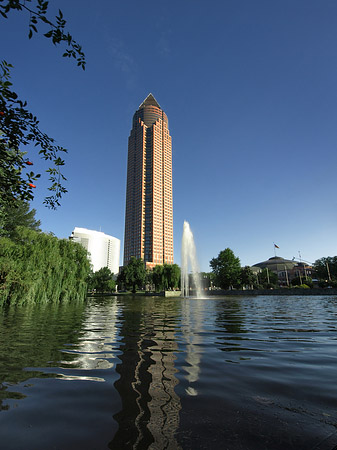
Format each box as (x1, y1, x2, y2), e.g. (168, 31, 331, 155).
(291, 276, 313, 288)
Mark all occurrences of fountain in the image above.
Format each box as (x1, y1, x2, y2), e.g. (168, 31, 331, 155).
(181, 221, 203, 298)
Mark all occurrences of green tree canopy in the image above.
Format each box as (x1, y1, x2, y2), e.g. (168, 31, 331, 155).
(151, 264, 180, 292)
(210, 248, 241, 289)
(240, 266, 257, 289)
(164, 264, 180, 290)
(0, 199, 40, 239)
(313, 256, 337, 281)
(0, 226, 90, 305)
(118, 257, 146, 294)
(89, 267, 115, 293)
(152, 264, 165, 291)
(257, 268, 278, 288)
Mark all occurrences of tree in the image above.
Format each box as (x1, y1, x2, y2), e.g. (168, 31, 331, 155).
(145, 268, 154, 291)
(313, 256, 337, 281)
(165, 264, 180, 290)
(0, 226, 91, 305)
(89, 267, 115, 293)
(152, 264, 164, 291)
(151, 264, 181, 292)
(0, 199, 40, 239)
(210, 248, 241, 289)
(240, 266, 257, 289)
(257, 268, 278, 288)
(119, 257, 146, 294)
(0, 1, 85, 208)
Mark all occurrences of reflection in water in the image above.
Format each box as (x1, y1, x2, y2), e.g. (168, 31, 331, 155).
(216, 298, 246, 335)
(180, 299, 205, 396)
(1, 296, 337, 450)
(59, 298, 120, 374)
(109, 298, 181, 450)
(0, 300, 87, 410)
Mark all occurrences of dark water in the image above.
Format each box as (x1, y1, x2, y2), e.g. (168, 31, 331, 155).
(0, 295, 337, 450)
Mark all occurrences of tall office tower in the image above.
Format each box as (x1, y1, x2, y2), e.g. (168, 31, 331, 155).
(124, 93, 173, 268)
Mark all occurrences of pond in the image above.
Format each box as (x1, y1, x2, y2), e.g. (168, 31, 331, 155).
(0, 295, 336, 449)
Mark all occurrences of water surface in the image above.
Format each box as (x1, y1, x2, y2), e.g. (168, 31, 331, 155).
(0, 295, 336, 449)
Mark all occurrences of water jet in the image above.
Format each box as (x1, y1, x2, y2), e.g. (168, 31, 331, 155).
(181, 221, 203, 298)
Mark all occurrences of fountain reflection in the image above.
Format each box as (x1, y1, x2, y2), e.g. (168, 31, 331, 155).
(109, 299, 181, 450)
(180, 299, 206, 396)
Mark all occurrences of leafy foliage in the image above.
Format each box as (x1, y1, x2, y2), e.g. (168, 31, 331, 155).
(256, 268, 278, 289)
(0, 199, 40, 239)
(88, 267, 115, 293)
(240, 266, 257, 289)
(291, 276, 313, 288)
(0, 1, 85, 208)
(147, 264, 180, 292)
(0, 0, 85, 69)
(0, 227, 91, 305)
(0, 60, 68, 208)
(210, 248, 241, 289)
(118, 257, 146, 293)
(313, 256, 337, 281)
(152, 264, 165, 291)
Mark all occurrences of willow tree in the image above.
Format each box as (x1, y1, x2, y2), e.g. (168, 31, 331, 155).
(0, 227, 91, 305)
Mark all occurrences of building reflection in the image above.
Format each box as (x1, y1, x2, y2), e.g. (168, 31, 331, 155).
(59, 298, 120, 377)
(109, 300, 181, 450)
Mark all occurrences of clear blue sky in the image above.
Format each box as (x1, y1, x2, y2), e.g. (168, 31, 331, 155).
(2, 0, 337, 271)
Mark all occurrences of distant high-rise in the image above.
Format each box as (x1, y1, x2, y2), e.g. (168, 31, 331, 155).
(123, 93, 173, 268)
(71, 227, 120, 275)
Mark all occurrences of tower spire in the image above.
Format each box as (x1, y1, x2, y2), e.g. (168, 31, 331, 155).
(139, 93, 161, 109)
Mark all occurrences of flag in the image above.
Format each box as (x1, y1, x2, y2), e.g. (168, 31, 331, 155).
(274, 244, 280, 249)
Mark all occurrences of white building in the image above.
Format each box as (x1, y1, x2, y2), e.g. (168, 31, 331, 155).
(70, 227, 120, 275)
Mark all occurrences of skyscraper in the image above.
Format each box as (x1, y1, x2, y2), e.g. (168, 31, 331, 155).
(123, 94, 173, 268)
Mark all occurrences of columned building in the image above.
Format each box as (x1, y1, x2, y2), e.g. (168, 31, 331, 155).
(123, 93, 173, 268)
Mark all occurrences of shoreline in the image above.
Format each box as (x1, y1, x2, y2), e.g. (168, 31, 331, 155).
(88, 288, 337, 298)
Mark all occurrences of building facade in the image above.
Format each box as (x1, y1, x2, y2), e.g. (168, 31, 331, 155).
(71, 227, 120, 275)
(253, 256, 313, 285)
(123, 93, 173, 268)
